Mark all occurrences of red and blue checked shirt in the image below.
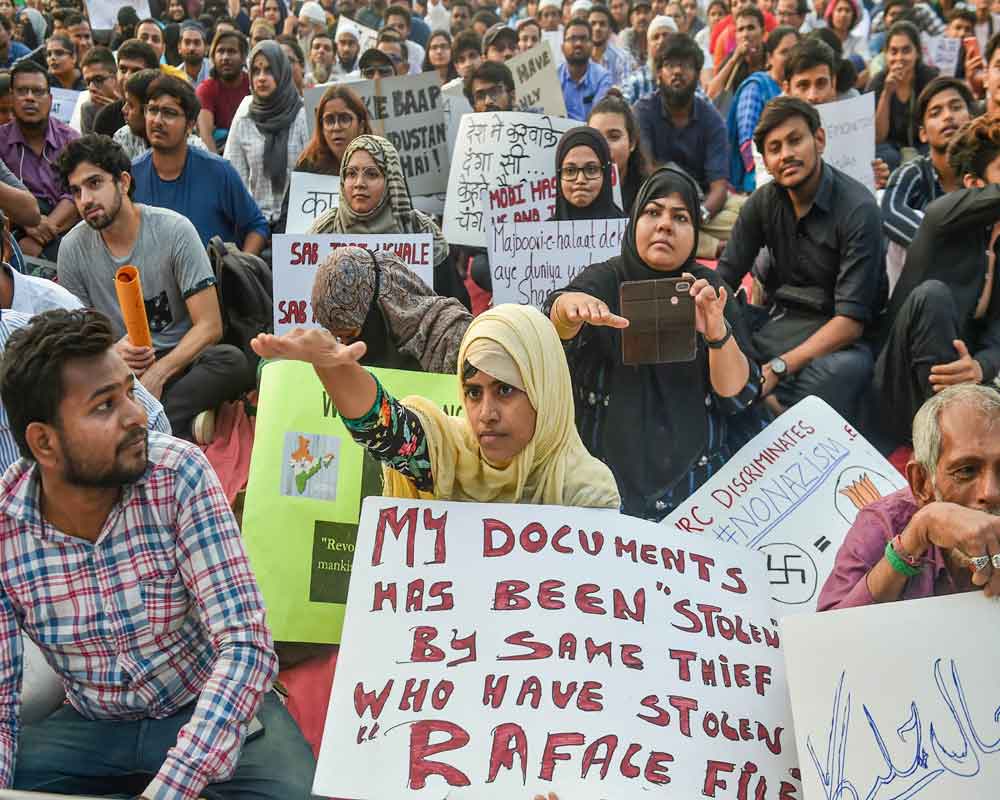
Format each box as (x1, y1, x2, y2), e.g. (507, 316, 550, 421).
(0, 432, 278, 800)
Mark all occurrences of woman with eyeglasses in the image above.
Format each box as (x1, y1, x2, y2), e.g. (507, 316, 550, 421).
(551, 127, 625, 221)
(45, 34, 85, 91)
(423, 30, 458, 83)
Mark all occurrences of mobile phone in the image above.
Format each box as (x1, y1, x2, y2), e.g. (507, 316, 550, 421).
(619, 278, 697, 365)
(964, 36, 981, 61)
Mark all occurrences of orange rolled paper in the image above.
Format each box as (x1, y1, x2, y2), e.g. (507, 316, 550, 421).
(114, 265, 153, 348)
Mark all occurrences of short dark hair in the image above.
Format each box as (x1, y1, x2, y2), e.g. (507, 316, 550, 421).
(81, 46, 116, 70)
(885, 20, 922, 64)
(124, 68, 160, 102)
(384, 3, 412, 22)
(137, 17, 163, 31)
(987, 30, 1000, 65)
(653, 33, 704, 72)
(882, 0, 911, 14)
(735, 4, 765, 28)
(917, 76, 973, 125)
(783, 36, 835, 82)
(0, 309, 116, 461)
(47, 33, 77, 57)
(472, 9, 500, 27)
(947, 115, 1000, 180)
(565, 15, 593, 37)
(211, 27, 249, 58)
(117, 38, 161, 69)
(463, 59, 515, 104)
(753, 95, 821, 153)
(57, 134, 135, 199)
(765, 24, 798, 56)
(63, 10, 85, 27)
(146, 74, 201, 122)
(453, 30, 482, 56)
(589, 3, 616, 30)
(948, 7, 976, 26)
(10, 59, 49, 89)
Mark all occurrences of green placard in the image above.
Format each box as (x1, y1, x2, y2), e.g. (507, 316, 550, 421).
(242, 360, 460, 643)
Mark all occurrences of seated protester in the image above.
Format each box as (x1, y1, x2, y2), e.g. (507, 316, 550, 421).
(471, 9, 501, 37)
(824, 0, 868, 61)
(309, 135, 449, 267)
(136, 17, 191, 81)
(196, 28, 251, 153)
(0, 308, 316, 798)
(588, 88, 651, 214)
(444, 30, 483, 90)
(819, 385, 1000, 610)
(425, 30, 459, 83)
(253, 303, 621, 507)
(250, 18, 276, 51)
(0, 242, 79, 315)
(881, 77, 973, 292)
(178, 20, 212, 86)
(56, 135, 253, 441)
(559, 17, 612, 120)
(551, 126, 625, 219)
(305, 29, 336, 85)
(311, 246, 472, 372)
(483, 21, 518, 63)
(225, 42, 307, 232)
(333, 20, 362, 77)
(589, 4, 633, 87)
(384, 4, 427, 73)
(93, 39, 161, 138)
(545, 167, 763, 520)
(775, 0, 807, 30)
(623, 13, 677, 104)
(636, 33, 741, 259)
(869, 21, 939, 171)
(869, 0, 946, 39)
(0, 59, 79, 261)
(712, 0, 777, 66)
(727, 24, 799, 192)
(0, 14, 29, 70)
(864, 0, 909, 76)
(517, 18, 543, 52)
(375, 28, 411, 76)
(873, 115, 1000, 446)
(621, 0, 656, 69)
(809, 26, 861, 97)
(717, 97, 883, 420)
(358, 47, 398, 81)
(132, 75, 269, 254)
(707, 5, 767, 106)
(44, 34, 84, 91)
(74, 47, 119, 134)
(114, 68, 208, 161)
(694, 0, 729, 77)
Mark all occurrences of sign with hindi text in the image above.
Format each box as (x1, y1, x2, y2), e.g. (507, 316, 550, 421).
(314, 497, 799, 798)
(272, 233, 434, 335)
(286, 172, 340, 234)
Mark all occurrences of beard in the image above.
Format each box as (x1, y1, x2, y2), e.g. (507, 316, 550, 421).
(662, 80, 696, 108)
(182, 52, 204, 67)
(59, 427, 148, 489)
(311, 61, 332, 83)
(82, 184, 122, 230)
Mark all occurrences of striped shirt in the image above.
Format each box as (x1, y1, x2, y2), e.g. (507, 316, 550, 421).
(880, 155, 943, 247)
(0, 432, 276, 799)
(0, 311, 170, 473)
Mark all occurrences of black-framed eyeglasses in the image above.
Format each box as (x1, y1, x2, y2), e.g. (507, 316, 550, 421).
(322, 111, 357, 128)
(560, 163, 603, 181)
(145, 104, 184, 121)
(85, 74, 111, 88)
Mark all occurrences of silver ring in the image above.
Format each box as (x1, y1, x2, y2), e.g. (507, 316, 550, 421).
(971, 554, 992, 572)
(993, 554, 1000, 570)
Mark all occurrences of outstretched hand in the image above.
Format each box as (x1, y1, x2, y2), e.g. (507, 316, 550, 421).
(553, 291, 630, 332)
(251, 328, 367, 369)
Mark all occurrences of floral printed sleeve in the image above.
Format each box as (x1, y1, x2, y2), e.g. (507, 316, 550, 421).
(341, 377, 434, 492)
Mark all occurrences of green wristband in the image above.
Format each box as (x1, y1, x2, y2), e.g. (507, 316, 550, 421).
(885, 539, 923, 577)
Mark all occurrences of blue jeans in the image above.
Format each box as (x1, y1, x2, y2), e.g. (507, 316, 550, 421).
(13, 691, 317, 799)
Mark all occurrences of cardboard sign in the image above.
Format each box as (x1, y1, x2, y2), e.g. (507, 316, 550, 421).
(443, 112, 579, 247)
(286, 172, 340, 234)
(314, 497, 799, 799)
(782, 593, 1000, 800)
(661, 396, 907, 610)
(241, 361, 460, 644)
(336, 16, 379, 54)
(922, 33, 963, 77)
(272, 233, 434, 335)
(755, 93, 876, 193)
(49, 89, 81, 126)
(85, 0, 151, 29)
(305, 71, 447, 195)
(508, 41, 568, 117)
(486, 218, 627, 308)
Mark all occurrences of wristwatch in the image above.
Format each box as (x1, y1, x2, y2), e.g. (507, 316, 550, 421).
(768, 356, 788, 380)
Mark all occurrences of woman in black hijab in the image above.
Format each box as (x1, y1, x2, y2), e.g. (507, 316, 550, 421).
(551, 126, 625, 221)
(545, 167, 765, 520)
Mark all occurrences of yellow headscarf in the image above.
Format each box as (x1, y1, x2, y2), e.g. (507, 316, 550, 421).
(383, 304, 621, 509)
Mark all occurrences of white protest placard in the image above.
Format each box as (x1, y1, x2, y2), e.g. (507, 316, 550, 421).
(85, 0, 151, 29)
(662, 396, 907, 611)
(272, 233, 434, 334)
(305, 72, 447, 195)
(444, 112, 579, 247)
(483, 164, 622, 228)
(782, 592, 1000, 800)
(508, 40, 568, 117)
(49, 88, 81, 126)
(336, 16, 379, 54)
(487, 218, 627, 308)
(441, 80, 473, 158)
(754, 92, 876, 193)
(542, 29, 566, 64)
(314, 497, 799, 799)
(286, 172, 340, 234)
(922, 33, 962, 76)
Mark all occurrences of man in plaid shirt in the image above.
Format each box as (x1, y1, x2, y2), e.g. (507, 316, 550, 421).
(0, 309, 316, 799)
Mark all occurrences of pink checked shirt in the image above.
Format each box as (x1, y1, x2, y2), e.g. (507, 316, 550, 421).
(0, 432, 277, 800)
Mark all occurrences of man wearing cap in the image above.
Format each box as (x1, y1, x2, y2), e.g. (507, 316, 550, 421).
(358, 47, 398, 79)
(620, 0, 654, 66)
(622, 12, 675, 102)
(483, 22, 518, 62)
(559, 16, 611, 119)
(179, 21, 211, 86)
(539, 0, 564, 32)
(333, 21, 362, 77)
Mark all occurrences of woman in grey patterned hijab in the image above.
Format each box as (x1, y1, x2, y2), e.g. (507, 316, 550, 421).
(311, 246, 471, 374)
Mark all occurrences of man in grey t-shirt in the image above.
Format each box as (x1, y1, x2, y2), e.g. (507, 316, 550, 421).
(55, 135, 250, 442)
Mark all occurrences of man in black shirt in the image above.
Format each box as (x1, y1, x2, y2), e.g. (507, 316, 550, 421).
(718, 97, 883, 421)
(873, 114, 1000, 444)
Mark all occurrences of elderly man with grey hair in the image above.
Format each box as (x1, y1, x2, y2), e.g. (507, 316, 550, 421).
(818, 383, 1000, 610)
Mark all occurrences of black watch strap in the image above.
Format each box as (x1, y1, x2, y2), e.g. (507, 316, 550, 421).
(704, 319, 732, 349)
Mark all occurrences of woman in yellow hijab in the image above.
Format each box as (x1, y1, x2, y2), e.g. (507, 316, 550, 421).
(251, 302, 620, 508)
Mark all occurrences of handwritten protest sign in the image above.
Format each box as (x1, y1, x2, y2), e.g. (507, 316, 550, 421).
(314, 498, 799, 798)
(336, 16, 379, 53)
(444, 112, 579, 247)
(508, 41, 568, 117)
(272, 233, 434, 335)
(662, 396, 906, 610)
(50, 89, 81, 126)
(922, 33, 962, 76)
(482, 164, 622, 229)
(755, 92, 876, 192)
(487, 218, 628, 308)
(782, 593, 1000, 800)
(305, 71, 447, 195)
(286, 172, 340, 234)
(242, 361, 460, 643)
(86, 0, 151, 29)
